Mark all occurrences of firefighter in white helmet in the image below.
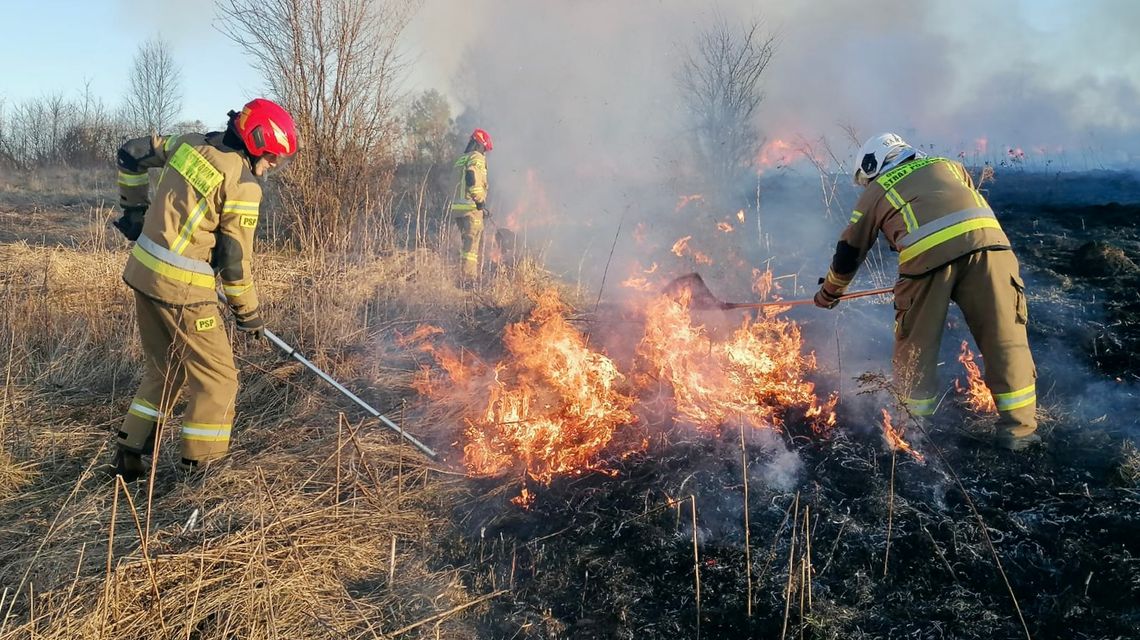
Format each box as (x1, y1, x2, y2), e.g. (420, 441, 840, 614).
(814, 133, 1039, 450)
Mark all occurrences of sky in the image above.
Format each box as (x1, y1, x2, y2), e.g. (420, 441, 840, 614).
(1, 0, 1138, 167)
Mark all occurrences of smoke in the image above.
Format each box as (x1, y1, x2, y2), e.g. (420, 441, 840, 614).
(758, 445, 804, 492)
(406, 1, 1140, 444)
(403, 0, 1139, 286)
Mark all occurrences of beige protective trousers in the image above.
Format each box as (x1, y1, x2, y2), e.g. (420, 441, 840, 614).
(893, 248, 1037, 439)
(117, 291, 239, 465)
(455, 211, 484, 280)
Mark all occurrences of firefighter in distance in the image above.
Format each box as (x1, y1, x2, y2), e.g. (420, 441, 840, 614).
(451, 128, 492, 283)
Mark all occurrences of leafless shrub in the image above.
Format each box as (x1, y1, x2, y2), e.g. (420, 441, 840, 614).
(217, 0, 420, 254)
(0, 84, 128, 170)
(124, 37, 183, 135)
(677, 15, 777, 192)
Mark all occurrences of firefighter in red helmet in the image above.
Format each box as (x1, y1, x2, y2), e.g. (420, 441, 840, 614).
(450, 128, 492, 284)
(109, 98, 299, 480)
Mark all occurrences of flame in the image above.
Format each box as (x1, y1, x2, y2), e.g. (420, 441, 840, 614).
(621, 262, 661, 291)
(500, 168, 557, 231)
(671, 235, 714, 265)
(751, 269, 773, 300)
(675, 194, 704, 212)
(621, 276, 653, 291)
(633, 222, 648, 245)
(736, 210, 746, 223)
(881, 409, 924, 462)
(636, 285, 836, 433)
(975, 137, 988, 155)
(412, 275, 842, 504)
(954, 341, 996, 413)
(717, 222, 734, 233)
(754, 138, 827, 174)
(414, 290, 640, 486)
(756, 138, 797, 171)
(511, 486, 534, 508)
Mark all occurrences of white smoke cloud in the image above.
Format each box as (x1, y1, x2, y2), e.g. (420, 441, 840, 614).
(400, 0, 1139, 281)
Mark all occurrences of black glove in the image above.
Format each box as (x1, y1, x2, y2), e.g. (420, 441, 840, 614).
(235, 309, 265, 340)
(113, 205, 147, 241)
(476, 201, 491, 218)
(814, 287, 841, 310)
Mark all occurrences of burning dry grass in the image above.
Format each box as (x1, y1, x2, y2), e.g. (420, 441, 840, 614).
(954, 340, 997, 414)
(636, 289, 836, 434)
(406, 288, 643, 500)
(406, 272, 837, 505)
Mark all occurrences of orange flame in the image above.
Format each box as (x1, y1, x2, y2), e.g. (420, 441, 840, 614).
(632, 222, 648, 245)
(675, 194, 705, 212)
(954, 341, 996, 413)
(717, 222, 734, 233)
(414, 290, 640, 486)
(671, 236, 714, 265)
(636, 286, 836, 433)
(412, 278, 841, 503)
(500, 168, 557, 231)
(755, 137, 829, 174)
(756, 138, 797, 170)
(621, 276, 653, 291)
(881, 409, 924, 462)
(736, 210, 746, 223)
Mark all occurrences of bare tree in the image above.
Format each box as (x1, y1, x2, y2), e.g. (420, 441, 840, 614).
(126, 37, 183, 135)
(217, 0, 419, 252)
(678, 17, 776, 191)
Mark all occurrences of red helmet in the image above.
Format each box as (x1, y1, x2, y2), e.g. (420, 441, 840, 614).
(235, 98, 298, 157)
(471, 128, 493, 151)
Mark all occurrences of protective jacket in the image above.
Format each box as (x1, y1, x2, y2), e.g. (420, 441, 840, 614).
(451, 150, 488, 214)
(117, 132, 262, 316)
(821, 156, 1010, 294)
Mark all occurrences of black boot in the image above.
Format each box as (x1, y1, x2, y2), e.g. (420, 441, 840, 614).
(107, 448, 148, 482)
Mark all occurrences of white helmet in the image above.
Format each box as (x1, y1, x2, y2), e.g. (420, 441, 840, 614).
(853, 133, 923, 187)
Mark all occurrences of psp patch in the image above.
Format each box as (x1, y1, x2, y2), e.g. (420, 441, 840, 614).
(240, 214, 258, 229)
(195, 316, 218, 332)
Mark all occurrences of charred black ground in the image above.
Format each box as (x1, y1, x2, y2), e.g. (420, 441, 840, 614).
(439, 170, 1140, 639)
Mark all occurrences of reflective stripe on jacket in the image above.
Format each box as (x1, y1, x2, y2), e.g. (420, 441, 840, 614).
(117, 132, 262, 315)
(450, 151, 487, 215)
(823, 157, 1012, 293)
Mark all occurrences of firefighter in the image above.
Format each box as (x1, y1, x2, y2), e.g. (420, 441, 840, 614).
(814, 133, 1039, 451)
(109, 98, 299, 480)
(451, 128, 492, 284)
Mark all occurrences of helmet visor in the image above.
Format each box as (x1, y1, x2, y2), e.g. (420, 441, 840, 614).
(258, 152, 294, 177)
